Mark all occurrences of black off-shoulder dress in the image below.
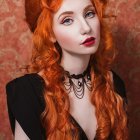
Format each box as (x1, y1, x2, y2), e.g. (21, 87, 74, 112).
(6, 71, 127, 140)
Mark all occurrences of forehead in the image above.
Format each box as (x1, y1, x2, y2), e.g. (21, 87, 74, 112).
(55, 0, 93, 14)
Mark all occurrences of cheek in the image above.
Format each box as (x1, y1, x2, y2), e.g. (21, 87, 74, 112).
(92, 21, 100, 43)
(96, 25, 100, 39)
(90, 17, 100, 32)
(53, 29, 74, 47)
(94, 20, 100, 34)
(97, 22, 100, 34)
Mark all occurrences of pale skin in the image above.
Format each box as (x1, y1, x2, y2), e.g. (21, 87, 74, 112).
(14, 0, 103, 139)
(14, 120, 29, 140)
(52, 0, 100, 139)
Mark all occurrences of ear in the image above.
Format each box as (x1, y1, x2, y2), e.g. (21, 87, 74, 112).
(50, 37, 56, 43)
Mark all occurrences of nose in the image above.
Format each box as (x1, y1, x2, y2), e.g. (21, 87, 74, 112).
(79, 19, 91, 35)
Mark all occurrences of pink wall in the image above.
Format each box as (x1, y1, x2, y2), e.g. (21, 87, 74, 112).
(0, 0, 140, 139)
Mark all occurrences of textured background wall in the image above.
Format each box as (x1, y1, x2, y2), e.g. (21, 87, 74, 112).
(0, 0, 140, 139)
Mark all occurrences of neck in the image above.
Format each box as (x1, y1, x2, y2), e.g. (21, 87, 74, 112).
(60, 50, 91, 75)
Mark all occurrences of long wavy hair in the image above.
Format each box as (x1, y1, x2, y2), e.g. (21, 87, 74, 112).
(25, 0, 128, 139)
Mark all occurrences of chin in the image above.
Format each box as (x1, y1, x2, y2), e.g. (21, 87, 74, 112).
(84, 47, 98, 54)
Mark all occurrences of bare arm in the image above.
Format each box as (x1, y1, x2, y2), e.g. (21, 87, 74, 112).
(14, 120, 30, 140)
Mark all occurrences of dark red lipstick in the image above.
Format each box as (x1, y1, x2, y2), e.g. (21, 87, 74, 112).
(82, 37, 96, 47)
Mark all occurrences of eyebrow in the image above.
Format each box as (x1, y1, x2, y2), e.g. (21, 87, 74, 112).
(58, 4, 94, 20)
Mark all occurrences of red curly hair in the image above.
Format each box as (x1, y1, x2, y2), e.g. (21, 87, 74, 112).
(25, 0, 128, 139)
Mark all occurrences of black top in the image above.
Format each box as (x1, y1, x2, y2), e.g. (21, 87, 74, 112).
(6, 71, 127, 140)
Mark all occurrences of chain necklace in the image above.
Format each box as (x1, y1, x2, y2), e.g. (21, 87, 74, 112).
(63, 66, 92, 99)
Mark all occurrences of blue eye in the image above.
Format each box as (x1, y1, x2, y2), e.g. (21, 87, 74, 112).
(85, 11, 95, 18)
(61, 18, 73, 25)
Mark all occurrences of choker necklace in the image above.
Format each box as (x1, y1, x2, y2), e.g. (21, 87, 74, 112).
(63, 66, 92, 99)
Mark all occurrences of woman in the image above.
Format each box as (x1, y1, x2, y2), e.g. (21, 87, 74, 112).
(6, 0, 128, 139)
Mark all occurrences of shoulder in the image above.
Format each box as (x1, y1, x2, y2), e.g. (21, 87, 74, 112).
(6, 74, 31, 104)
(6, 73, 43, 89)
(110, 70, 127, 104)
(6, 73, 46, 110)
(6, 73, 44, 96)
(6, 74, 33, 92)
(5, 73, 46, 139)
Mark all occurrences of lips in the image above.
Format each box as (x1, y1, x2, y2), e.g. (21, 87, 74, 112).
(81, 37, 96, 47)
(82, 37, 95, 44)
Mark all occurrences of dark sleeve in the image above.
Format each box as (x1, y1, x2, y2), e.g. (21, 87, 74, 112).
(112, 71, 128, 104)
(6, 76, 45, 140)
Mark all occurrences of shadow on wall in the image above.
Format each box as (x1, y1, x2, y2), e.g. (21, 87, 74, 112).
(113, 23, 140, 140)
(110, 3, 140, 140)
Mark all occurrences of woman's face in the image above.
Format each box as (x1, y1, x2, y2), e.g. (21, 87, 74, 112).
(52, 0, 100, 55)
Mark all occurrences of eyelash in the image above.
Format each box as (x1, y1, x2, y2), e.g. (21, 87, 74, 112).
(61, 10, 96, 25)
(85, 10, 96, 18)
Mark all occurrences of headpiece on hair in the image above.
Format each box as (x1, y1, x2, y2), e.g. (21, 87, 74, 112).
(25, 0, 42, 32)
(24, 0, 108, 32)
